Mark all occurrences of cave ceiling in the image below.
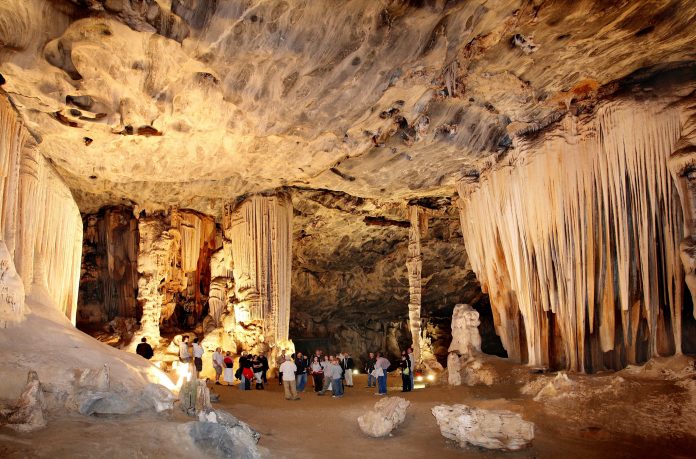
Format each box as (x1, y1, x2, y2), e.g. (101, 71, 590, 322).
(2, 0, 695, 215)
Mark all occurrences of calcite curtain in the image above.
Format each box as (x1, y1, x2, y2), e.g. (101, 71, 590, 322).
(458, 101, 683, 372)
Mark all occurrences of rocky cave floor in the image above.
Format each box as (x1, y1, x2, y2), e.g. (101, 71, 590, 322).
(2, 358, 696, 459)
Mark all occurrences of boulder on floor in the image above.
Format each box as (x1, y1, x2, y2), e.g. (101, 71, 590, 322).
(431, 404, 534, 451)
(183, 408, 260, 459)
(0, 370, 46, 432)
(357, 396, 410, 437)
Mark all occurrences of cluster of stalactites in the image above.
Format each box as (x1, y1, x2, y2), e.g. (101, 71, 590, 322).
(0, 95, 83, 324)
(458, 101, 684, 372)
(223, 192, 293, 346)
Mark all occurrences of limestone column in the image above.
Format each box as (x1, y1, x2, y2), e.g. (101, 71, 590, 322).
(406, 205, 426, 366)
(224, 192, 293, 349)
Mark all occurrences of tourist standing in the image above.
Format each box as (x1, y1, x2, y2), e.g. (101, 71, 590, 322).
(276, 349, 286, 385)
(259, 352, 269, 383)
(375, 352, 390, 395)
(365, 352, 376, 388)
(399, 354, 412, 392)
(223, 352, 234, 385)
(342, 352, 354, 387)
(252, 355, 264, 390)
(407, 347, 415, 389)
(136, 337, 153, 360)
(212, 347, 224, 384)
(179, 335, 191, 363)
(238, 351, 250, 390)
(192, 337, 204, 374)
(310, 356, 324, 392)
(330, 356, 344, 398)
(295, 352, 308, 392)
(279, 355, 300, 400)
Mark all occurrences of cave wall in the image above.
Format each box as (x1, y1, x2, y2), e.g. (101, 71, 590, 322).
(289, 190, 488, 364)
(457, 96, 689, 372)
(0, 94, 83, 324)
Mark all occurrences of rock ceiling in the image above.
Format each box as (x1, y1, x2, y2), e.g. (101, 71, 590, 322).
(2, 0, 695, 215)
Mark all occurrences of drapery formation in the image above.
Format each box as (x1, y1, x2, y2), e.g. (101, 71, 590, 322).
(224, 193, 293, 346)
(0, 95, 82, 324)
(458, 101, 684, 372)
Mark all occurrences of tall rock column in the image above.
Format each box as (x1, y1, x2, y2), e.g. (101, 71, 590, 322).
(407, 205, 426, 366)
(224, 192, 293, 350)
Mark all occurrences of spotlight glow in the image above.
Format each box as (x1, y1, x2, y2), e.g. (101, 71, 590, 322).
(353, 369, 359, 375)
(426, 374, 435, 381)
(416, 375, 424, 382)
(173, 361, 192, 387)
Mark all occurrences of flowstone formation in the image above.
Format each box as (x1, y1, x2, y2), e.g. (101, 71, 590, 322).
(223, 193, 293, 351)
(357, 396, 410, 438)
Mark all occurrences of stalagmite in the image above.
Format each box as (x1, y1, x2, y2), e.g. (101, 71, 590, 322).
(457, 101, 684, 372)
(224, 193, 293, 350)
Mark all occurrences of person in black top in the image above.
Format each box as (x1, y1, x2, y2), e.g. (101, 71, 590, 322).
(295, 352, 308, 392)
(399, 354, 412, 392)
(365, 352, 376, 388)
(252, 355, 265, 390)
(259, 352, 269, 383)
(136, 337, 153, 360)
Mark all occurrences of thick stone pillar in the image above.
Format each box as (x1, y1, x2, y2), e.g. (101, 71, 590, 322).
(224, 192, 293, 349)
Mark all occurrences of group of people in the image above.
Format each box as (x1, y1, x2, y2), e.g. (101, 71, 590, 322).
(276, 350, 355, 400)
(363, 347, 416, 393)
(170, 336, 417, 399)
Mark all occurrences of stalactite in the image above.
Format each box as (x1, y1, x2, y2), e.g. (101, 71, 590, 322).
(0, 95, 83, 324)
(78, 207, 139, 324)
(458, 101, 684, 372)
(223, 192, 293, 348)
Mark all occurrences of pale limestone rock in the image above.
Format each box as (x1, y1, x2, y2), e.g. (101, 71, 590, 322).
(431, 404, 534, 451)
(531, 372, 575, 402)
(142, 383, 176, 413)
(0, 371, 46, 432)
(0, 240, 25, 328)
(447, 353, 461, 386)
(357, 396, 410, 438)
(448, 304, 482, 357)
(224, 193, 293, 349)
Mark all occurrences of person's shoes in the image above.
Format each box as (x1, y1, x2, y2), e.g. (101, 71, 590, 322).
(293, 397, 300, 401)
(215, 382, 221, 385)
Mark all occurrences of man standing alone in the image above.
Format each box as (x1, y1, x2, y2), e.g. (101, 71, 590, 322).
(279, 355, 300, 400)
(212, 347, 224, 384)
(136, 337, 153, 360)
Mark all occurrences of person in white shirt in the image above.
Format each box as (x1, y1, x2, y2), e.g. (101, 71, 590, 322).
(212, 347, 224, 384)
(192, 337, 204, 374)
(179, 335, 191, 362)
(279, 355, 300, 401)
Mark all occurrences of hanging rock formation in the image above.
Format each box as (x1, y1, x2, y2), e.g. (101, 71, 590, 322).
(224, 193, 293, 352)
(0, 95, 82, 324)
(78, 206, 139, 326)
(458, 98, 686, 372)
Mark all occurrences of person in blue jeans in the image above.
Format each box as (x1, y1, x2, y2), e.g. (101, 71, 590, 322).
(295, 352, 308, 392)
(330, 357, 344, 398)
(407, 347, 415, 389)
(375, 352, 390, 395)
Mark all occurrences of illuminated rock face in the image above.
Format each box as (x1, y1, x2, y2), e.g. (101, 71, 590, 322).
(136, 209, 216, 341)
(224, 193, 293, 349)
(457, 99, 687, 372)
(0, 96, 82, 325)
